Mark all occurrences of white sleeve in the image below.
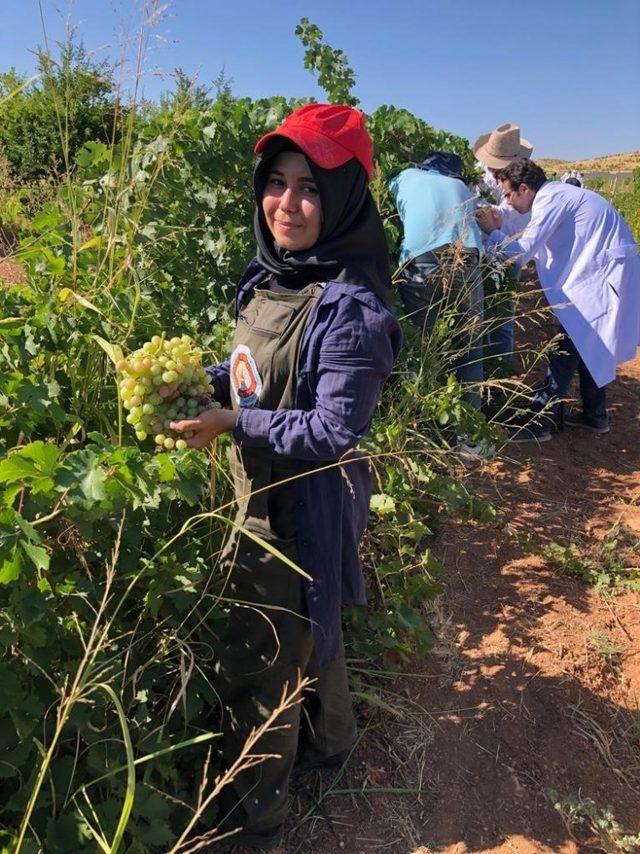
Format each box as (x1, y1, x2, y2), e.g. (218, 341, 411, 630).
(487, 191, 568, 264)
(496, 202, 528, 238)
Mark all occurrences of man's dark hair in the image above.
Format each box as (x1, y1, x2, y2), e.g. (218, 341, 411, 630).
(564, 176, 581, 187)
(501, 159, 547, 191)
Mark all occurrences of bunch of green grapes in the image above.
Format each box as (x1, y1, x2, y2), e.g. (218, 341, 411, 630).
(116, 334, 218, 450)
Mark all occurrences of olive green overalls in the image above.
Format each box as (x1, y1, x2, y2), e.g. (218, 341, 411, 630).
(215, 281, 356, 838)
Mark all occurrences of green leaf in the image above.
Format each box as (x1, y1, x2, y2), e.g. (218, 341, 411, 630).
(76, 140, 110, 169)
(45, 812, 92, 851)
(31, 210, 64, 231)
(44, 253, 66, 276)
(20, 541, 49, 572)
(135, 790, 171, 822)
(133, 821, 175, 847)
(0, 549, 23, 584)
(0, 456, 39, 486)
(0, 317, 24, 330)
(79, 235, 102, 252)
(86, 432, 111, 448)
(0, 442, 60, 491)
(370, 493, 396, 515)
(58, 449, 107, 507)
(80, 464, 107, 503)
(9, 585, 49, 624)
(154, 453, 176, 483)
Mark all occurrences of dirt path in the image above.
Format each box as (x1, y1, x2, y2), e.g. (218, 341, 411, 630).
(290, 354, 640, 853)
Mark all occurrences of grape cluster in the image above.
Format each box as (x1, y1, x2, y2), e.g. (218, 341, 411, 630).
(116, 334, 218, 450)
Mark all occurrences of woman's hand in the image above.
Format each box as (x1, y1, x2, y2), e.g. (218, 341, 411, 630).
(475, 206, 502, 235)
(170, 408, 239, 449)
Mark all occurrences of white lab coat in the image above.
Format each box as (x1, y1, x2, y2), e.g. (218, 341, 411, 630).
(488, 182, 640, 387)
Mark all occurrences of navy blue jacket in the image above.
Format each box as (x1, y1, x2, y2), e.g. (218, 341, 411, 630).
(208, 261, 402, 664)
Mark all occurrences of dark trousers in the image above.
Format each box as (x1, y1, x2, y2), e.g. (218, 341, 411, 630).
(399, 246, 484, 410)
(534, 328, 608, 426)
(483, 257, 519, 378)
(215, 535, 356, 836)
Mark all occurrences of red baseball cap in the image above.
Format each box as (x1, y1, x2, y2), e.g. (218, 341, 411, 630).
(254, 103, 375, 181)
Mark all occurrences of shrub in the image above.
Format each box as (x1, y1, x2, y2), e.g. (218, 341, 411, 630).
(0, 40, 121, 181)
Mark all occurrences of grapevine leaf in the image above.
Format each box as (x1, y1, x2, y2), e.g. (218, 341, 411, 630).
(134, 821, 175, 847)
(0, 549, 23, 584)
(0, 442, 60, 494)
(370, 493, 396, 515)
(154, 454, 176, 483)
(20, 542, 49, 572)
(79, 463, 107, 504)
(9, 586, 49, 624)
(86, 432, 112, 448)
(0, 456, 40, 485)
(57, 449, 107, 507)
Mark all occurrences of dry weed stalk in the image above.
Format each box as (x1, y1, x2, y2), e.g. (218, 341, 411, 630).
(16, 515, 126, 853)
(568, 703, 640, 793)
(169, 676, 312, 853)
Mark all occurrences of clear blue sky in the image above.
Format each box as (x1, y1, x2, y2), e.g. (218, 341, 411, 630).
(2, 0, 639, 160)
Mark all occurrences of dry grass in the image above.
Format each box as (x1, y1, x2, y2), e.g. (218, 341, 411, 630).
(567, 703, 640, 795)
(538, 151, 640, 173)
(283, 687, 438, 852)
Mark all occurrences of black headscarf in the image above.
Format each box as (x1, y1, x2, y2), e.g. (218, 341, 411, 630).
(253, 138, 393, 307)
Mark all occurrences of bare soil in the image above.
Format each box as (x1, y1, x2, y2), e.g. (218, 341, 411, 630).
(287, 349, 640, 852)
(0, 257, 25, 284)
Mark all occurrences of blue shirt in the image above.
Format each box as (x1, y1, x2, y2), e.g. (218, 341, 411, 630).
(207, 261, 402, 665)
(389, 168, 483, 263)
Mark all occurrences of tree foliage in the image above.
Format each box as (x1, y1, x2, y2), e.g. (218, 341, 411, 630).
(0, 40, 120, 181)
(295, 17, 359, 106)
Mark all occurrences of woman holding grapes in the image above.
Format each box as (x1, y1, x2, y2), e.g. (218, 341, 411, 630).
(170, 104, 401, 849)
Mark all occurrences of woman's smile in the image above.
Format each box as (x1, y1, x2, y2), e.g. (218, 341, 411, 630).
(262, 151, 323, 251)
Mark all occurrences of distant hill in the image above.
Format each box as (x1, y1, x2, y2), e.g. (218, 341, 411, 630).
(537, 151, 640, 173)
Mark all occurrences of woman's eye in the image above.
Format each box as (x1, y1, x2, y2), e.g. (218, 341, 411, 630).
(267, 176, 284, 187)
(302, 184, 319, 195)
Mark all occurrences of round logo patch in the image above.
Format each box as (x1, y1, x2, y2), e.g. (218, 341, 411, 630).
(230, 344, 262, 408)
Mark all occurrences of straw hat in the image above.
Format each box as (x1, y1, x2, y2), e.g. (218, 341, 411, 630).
(473, 123, 533, 169)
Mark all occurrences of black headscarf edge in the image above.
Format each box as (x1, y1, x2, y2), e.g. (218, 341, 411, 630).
(253, 139, 393, 308)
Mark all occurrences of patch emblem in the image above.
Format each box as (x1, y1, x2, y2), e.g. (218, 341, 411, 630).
(230, 344, 262, 408)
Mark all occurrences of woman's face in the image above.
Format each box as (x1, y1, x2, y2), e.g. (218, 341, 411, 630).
(261, 151, 323, 251)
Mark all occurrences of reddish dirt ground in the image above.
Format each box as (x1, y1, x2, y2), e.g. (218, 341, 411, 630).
(0, 256, 25, 284)
(287, 354, 639, 852)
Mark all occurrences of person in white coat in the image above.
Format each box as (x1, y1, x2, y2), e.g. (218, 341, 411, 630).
(474, 123, 533, 370)
(476, 159, 640, 442)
